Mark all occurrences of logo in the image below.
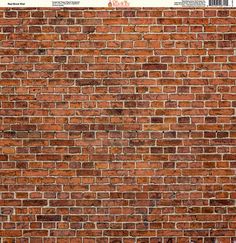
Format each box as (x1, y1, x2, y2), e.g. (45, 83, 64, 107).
(108, 0, 130, 7)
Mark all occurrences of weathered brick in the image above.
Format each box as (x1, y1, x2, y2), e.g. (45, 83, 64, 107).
(36, 154, 61, 161)
(142, 64, 167, 70)
(37, 215, 61, 221)
(11, 125, 36, 131)
(23, 200, 48, 206)
(210, 199, 235, 206)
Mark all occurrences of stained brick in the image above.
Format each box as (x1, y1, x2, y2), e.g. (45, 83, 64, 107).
(37, 215, 61, 221)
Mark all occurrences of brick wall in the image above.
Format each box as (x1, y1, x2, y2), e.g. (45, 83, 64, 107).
(0, 8, 236, 242)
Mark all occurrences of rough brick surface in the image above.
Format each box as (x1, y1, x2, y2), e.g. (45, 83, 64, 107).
(0, 8, 236, 242)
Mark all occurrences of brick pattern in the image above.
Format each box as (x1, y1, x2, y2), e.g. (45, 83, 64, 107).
(0, 8, 236, 242)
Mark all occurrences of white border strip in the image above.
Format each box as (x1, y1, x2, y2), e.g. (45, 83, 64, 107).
(0, 0, 234, 7)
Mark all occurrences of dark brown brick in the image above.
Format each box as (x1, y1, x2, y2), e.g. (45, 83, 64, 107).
(37, 215, 61, 221)
(23, 200, 48, 206)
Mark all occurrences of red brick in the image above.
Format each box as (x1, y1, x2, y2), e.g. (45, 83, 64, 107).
(36, 154, 61, 161)
(23, 230, 48, 236)
(11, 125, 36, 131)
(0, 230, 22, 237)
(50, 140, 74, 146)
(142, 64, 167, 70)
(210, 199, 235, 206)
